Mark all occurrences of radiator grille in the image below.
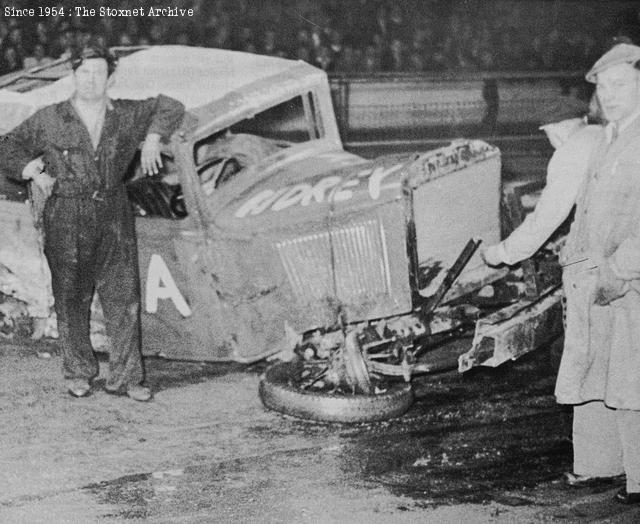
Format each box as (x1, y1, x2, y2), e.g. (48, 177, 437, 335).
(276, 219, 391, 307)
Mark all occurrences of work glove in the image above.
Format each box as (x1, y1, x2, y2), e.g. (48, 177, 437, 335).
(593, 259, 629, 306)
(482, 244, 504, 267)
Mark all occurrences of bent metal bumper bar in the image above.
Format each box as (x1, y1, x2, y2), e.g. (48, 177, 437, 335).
(458, 285, 563, 372)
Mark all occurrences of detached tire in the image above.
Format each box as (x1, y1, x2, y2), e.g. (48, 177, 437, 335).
(259, 360, 414, 423)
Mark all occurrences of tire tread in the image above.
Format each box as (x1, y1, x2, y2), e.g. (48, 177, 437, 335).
(259, 361, 414, 423)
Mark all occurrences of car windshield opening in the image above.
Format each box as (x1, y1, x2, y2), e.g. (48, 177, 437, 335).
(193, 93, 322, 194)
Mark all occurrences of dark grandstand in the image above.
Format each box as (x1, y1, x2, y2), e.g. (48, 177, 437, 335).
(1, 0, 639, 75)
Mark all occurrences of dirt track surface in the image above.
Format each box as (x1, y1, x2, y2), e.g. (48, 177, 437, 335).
(1, 339, 639, 523)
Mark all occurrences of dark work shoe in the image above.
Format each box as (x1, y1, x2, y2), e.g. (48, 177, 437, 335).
(615, 487, 640, 504)
(66, 378, 91, 398)
(105, 384, 153, 402)
(563, 472, 625, 487)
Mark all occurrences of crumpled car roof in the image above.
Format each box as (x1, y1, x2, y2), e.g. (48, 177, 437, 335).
(0, 46, 325, 135)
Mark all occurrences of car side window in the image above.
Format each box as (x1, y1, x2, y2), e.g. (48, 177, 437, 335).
(230, 95, 317, 143)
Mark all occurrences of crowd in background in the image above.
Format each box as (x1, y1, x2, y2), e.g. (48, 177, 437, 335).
(1, 0, 639, 75)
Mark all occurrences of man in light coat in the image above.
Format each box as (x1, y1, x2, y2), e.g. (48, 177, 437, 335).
(484, 43, 640, 504)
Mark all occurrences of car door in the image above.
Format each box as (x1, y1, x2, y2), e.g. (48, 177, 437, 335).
(132, 182, 233, 361)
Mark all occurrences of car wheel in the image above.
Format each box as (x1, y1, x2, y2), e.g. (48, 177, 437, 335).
(259, 360, 414, 423)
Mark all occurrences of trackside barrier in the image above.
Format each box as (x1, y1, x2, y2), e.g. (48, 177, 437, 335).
(328, 71, 588, 147)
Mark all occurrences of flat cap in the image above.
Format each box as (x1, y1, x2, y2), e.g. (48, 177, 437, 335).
(586, 43, 640, 83)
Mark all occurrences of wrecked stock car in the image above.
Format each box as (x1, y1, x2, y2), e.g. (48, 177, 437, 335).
(0, 46, 563, 421)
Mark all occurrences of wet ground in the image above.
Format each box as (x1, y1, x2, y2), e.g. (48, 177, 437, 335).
(3, 337, 639, 523)
(93, 350, 573, 516)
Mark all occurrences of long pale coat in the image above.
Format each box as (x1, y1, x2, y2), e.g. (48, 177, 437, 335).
(558, 116, 640, 410)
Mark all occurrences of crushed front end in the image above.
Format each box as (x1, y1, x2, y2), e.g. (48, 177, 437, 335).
(253, 140, 564, 419)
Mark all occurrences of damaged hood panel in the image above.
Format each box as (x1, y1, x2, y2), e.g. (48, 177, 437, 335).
(204, 150, 418, 343)
(214, 148, 413, 231)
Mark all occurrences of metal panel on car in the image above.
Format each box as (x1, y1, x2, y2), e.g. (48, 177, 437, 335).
(274, 199, 413, 328)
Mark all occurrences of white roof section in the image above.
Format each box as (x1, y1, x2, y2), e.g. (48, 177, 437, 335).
(0, 46, 323, 134)
(110, 46, 316, 108)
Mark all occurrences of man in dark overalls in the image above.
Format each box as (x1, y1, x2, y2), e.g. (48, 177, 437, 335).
(0, 46, 184, 401)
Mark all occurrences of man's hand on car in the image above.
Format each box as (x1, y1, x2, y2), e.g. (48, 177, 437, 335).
(22, 157, 55, 197)
(141, 133, 163, 175)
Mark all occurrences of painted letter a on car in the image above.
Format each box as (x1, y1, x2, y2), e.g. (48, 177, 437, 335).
(145, 253, 192, 317)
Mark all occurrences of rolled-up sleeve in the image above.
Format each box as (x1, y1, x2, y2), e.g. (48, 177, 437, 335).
(131, 95, 185, 144)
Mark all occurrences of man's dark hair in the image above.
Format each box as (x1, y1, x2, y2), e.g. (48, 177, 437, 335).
(71, 45, 118, 76)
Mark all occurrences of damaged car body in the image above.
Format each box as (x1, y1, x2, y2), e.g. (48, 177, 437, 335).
(0, 46, 563, 421)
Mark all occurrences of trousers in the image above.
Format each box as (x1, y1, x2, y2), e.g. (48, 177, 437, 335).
(573, 400, 640, 492)
(43, 191, 143, 391)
